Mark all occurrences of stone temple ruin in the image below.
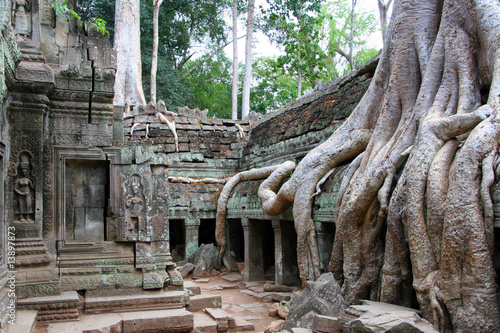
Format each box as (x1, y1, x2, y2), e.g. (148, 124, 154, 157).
(1, 1, 500, 333)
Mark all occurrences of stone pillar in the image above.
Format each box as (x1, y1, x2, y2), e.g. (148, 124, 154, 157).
(315, 222, 334, 271)
(184, 218, 200, 260)
(241, 217, 265, 281)
(272, 218, 284, 285)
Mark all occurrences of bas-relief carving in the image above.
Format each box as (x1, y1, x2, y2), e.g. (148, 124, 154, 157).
(124, 173, 145, 241)
(13, 151, 35, 223)
(12, 0, 32, 37)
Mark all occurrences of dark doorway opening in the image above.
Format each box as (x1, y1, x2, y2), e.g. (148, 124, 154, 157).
(281, 220, 301, 286)
(199, 218, 216, 246)
(169, 219, 185, 262)
(228, 219, 245, 269)
(262, 220, 275, 280)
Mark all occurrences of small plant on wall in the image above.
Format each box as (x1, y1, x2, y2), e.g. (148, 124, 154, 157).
(52, 0, 108, 35)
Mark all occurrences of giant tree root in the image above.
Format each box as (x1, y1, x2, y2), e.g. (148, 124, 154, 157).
(215, 161, 296, 270)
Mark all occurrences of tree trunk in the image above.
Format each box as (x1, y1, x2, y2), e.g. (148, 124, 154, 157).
(241, 0, 255, 120)
(233, 0, 500, 331)
(114, 0, 146, 107)
(377, 0, 392, 46)
(150, 0, 163, 104)
(232, 0, 239, 120)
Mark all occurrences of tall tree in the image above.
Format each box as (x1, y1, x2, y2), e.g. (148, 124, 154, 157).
(231, 0, 239, 119)
(241, 0, 255, 120)
(113, 0, 146, 106)
(217, 0, 500, 331)
(261, 0, 322, 95)
(377, 0, 392, 45)
(150, 0, 163, 104)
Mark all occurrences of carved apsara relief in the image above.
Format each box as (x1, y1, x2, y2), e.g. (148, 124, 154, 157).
(13, 151, 35, 223)
(124, 173, 145, 240)
(12, 0, 32, 37)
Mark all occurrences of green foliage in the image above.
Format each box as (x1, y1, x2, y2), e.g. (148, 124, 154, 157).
(250, 56, 299, 114)
(318, 0, 379, 79)
(77, 0, 116, 40)
(139, 0, 231, 111)
(52, 0, 109, 35)
(183, 53, 234, 118)
(260, 0, 323, 90)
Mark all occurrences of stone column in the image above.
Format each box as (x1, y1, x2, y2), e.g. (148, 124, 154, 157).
(272, 217, 284, 285)
(241, 217, 265, 281)
(184, 218, 200, 260)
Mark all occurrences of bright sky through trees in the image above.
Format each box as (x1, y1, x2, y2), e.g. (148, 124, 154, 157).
(224, 0, 385, 59)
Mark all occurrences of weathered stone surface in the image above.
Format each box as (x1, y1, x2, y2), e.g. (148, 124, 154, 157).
(221, 273, 243, 283)
(122, 309, 193, 333)
(283, 273, 347, 330)
(6, 309, 37, 333)
(269, 303, 281, 317)
(183, 280, 201, 295)
(16, 291, 80, 323)
(228, 316, 255, 331)
(193, 312, 218, 333)
(271, 292, 293, 302)
(188, 295, 222, 312)
(340, 301, 438, 333)
(178, 263, 196, 278)
(204, 308, 231, 332)
(190, 244, 221, 278)
(265, 319, 285, 333)
(85, 290, 189, 314)
(312, 315, 342, 333)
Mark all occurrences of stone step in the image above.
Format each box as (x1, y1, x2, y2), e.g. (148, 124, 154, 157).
(85, 290, 189, 314)
(45, 308, 193, 333)
(16, 291, 80, 323)
(188, 294, 222, 312)
(6, 309, 37, 333)
(193, 312, 218, 333)
(184, 280, 201, 295)
(229, 316, 255, 331)
(204, 308, 231, 332)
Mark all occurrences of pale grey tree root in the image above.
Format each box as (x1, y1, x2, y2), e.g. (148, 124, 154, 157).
(215, 161, 296, 271)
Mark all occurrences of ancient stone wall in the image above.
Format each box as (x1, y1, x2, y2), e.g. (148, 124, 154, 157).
(226, 59, 378, 223)
(118, 106, 248, 260)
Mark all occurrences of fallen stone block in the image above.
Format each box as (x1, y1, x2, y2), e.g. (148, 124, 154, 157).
(271, 292, 293, 302)
(188, 295, 222, 312)
(184, 280, 201, 295)
(312, 314, 341, 333)
(193, 312, 218, 333)
(121, 309, 193, 333)
(204, 308, 231, 332)
(221, 273, 243, 282)
(229, 316, 255, 331)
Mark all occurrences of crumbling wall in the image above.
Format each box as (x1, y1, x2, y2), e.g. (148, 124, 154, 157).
(227, 59, 378, 222)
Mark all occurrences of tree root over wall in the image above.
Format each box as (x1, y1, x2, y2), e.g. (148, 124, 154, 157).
(216, 0, 500, 331)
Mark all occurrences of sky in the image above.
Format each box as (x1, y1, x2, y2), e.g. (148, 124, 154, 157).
(224, 0, 387, 59)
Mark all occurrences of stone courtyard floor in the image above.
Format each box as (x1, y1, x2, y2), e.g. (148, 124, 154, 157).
(30, 273, 281, 333)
